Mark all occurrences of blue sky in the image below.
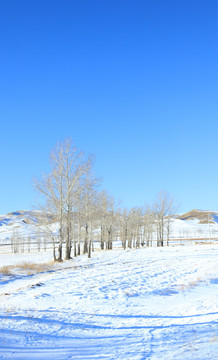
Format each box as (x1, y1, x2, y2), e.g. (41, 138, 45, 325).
(0, 0, 218, 214)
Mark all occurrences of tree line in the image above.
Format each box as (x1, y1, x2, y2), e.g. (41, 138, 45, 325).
(34, 138, 177, 261)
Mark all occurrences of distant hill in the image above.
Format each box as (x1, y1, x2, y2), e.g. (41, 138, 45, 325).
(0, 209, 218, 243)
(176, 209, 218, 224)
(0, 210, 57, 241)
(0, 210, 41, 227)
(0, 210, 40, 227)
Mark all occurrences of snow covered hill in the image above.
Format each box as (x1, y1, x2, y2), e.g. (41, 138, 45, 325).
(170, 210, 218, 242)
(0, 210, 40, 226)
(0, 209, 218, 246)
(176, 209, 218, 224)
(0, 210, 58, 251)
(0, 210, 41, 239)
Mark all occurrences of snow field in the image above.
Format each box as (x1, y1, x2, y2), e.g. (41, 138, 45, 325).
(0, 245, 217, 359)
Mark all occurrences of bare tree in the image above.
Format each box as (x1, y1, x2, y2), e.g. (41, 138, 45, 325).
(104, 195, 117, 250)
(80, 173, 100, 258)
(119, 208, 129, 250)
(62, 139, 93, 259)
(98, 191, 117, 251)
(153, 190, 176, 246)
(98, 191, 109, 250)
(34, 144, 65, 261)
(34, 138, 94, 261)
(143, 206, 154, 247)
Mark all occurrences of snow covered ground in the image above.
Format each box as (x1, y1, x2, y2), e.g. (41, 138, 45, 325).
(0, 244, 217, 359)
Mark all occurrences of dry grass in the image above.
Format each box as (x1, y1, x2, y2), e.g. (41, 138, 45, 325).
(178, 277, 202, 291)
(0, 261, 55, 276)
(0, 265, 13, 275)
(18, 261, 54, 271)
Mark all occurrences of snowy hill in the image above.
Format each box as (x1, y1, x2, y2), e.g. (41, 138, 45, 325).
(0, 209, 218, 246)
(176, 209, 218, 224)
(0, 210, 42, 241)
(0, 210, 40, 227)
(171, 210, 218, 241)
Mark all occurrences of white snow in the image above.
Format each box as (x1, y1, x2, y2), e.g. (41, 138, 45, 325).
(0, 244, 217, 359)
(1, 210, 218, 250)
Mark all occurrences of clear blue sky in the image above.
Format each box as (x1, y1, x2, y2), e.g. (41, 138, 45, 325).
(0, 0, 218, 214)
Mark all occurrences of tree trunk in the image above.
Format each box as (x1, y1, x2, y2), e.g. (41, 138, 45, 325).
(52, 237, 57, 261)
(77, 242, 80, 256)
(88, 224, 92, 258)
(83, 224, 88, 254)
(100, 225, 105, 250)
(57, 243, 63, 261)
(65, 221, 71, 260)
(77, 220, 81, 255)
(57, 225, 63, 262)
